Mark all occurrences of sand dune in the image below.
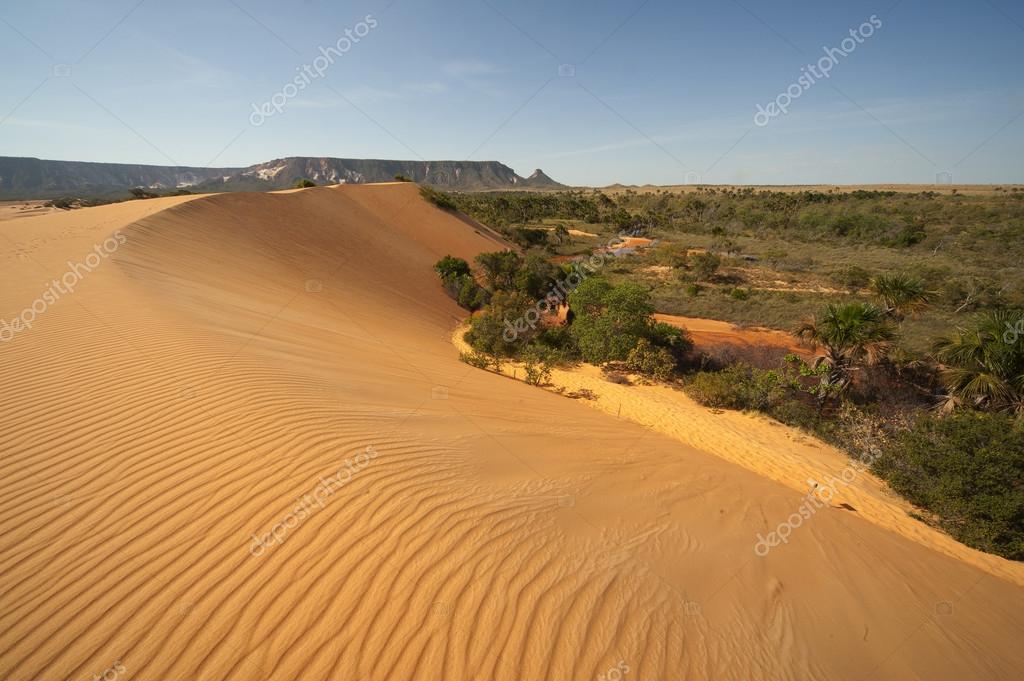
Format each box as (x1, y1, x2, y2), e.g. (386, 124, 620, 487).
(2, 184, 1023, 680)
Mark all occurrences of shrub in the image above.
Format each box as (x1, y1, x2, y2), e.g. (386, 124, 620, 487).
(460, 350, 492, 369)
(690, 252, 721, 281)
(394, 173, 412, 182)
(625, 338, 677, 380)
(434, 255, 471, 281)
(685, 283, 701, 297)
(434, 256, 488, 310)
(730, 287, 750, 301)
(475, 251, 522, 291)
(511, 227, 549, 249)
(686, 363, 786, 411)
(420, 185, 457, 210)
(523, 349, 554, 386)
(831, 265, 872, 293)
(293, 178, 317, 188)
(455, 275, 490, 311)
(872, 412, 1024, 560)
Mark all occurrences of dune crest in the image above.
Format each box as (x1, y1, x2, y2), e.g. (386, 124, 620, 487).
(1, 184, 1022, 680)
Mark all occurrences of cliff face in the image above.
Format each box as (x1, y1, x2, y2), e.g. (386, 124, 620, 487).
(0, 156, 234, 198)
(0, 156, 563, 198)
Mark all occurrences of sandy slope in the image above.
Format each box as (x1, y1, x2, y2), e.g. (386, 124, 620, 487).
(1, 184, 1022, 681)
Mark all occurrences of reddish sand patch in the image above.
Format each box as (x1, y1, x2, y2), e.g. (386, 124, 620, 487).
(655, 313, 811, 357)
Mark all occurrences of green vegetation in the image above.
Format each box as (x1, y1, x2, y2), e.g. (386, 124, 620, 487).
(873, 412, 1024, 560)
(419, 185, 457, 210)
(426, 186, 1024, 561)
(686, 363, 786, 411)
(871, 272, 929, 321)
(433, 256, 489, 311)
(934, 309, 1024, 415)
(794, 302, 896, 399)
(293, 178, 317, 188)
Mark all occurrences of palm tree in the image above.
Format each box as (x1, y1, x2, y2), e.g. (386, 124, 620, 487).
(794, 302, 897, 399)
(870, 272, 929, 321)
(933, 309, 1024, 415)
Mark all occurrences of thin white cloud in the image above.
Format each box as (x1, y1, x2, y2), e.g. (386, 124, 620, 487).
(443, 58, 498, 78)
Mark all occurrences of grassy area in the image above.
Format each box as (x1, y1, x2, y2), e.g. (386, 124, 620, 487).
(445, 187, 1024, 359)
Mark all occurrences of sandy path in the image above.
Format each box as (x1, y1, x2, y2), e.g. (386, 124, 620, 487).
(1, 184, 1022, 680)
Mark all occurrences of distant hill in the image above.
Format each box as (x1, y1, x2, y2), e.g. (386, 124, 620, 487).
(0, 156, 564, 199)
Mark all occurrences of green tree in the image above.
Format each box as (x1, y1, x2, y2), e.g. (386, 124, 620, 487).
(794, 302, 896, 399)
(465, 291, 538, 356)
(933, 309, 1024, 415)
(515, 254, 560, 298)
(475, 251, 522, 291)
(293, 178, 317, 188)
(434, 255, 471, 281)
(568, 280, 657, 364)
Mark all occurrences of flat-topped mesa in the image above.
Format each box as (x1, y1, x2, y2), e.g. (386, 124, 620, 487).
(0, 155, 565, 199)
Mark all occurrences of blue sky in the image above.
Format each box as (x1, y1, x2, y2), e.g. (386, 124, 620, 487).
(1, 0, 1022, 185)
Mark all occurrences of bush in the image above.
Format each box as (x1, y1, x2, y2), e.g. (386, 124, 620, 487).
(511, 227, 549, 249)
(293, 178, 317, 188)
(625, 338, 677, 380)
(455, 274, 490, 310)
(831, 265, 872, 293)
(420, 185, 457, 210)
(394, 174, 412, 182)
(686, 363, 786, 411)
(690, 252, 721, 281)
(460, 350, 493, 369)
(523, 349, 554, 385)
(434, 256, 488, 310)
(435, 255, 471, 281)
(730, 287, 750, 301)
(872, 412, 1024, 560)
